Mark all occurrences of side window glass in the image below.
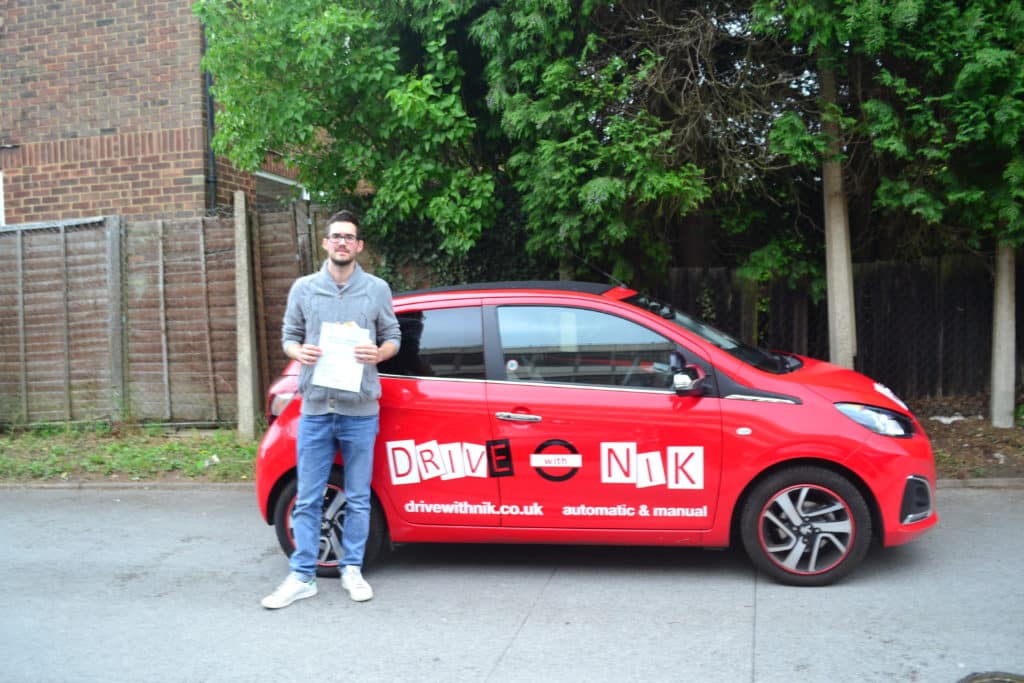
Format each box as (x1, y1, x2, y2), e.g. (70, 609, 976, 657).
(379, 306, 485, 379)
(497, 306, 676, 388)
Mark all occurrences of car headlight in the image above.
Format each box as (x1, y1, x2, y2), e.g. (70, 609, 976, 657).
(268, 392, 295, 422)
(836, 403, 914, 437)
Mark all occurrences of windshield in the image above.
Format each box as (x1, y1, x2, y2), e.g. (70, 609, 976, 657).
(623, 294, 801, 374)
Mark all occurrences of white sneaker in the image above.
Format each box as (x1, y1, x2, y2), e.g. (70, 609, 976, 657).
(261, 573, 317, 609)
(341, 565, 374, 602)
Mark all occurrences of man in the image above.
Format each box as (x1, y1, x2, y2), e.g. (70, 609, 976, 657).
(262, 209, 400, 609)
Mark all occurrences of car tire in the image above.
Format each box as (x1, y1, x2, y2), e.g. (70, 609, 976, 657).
(740, 466, 871, 586)
(271, 467, 388, 578)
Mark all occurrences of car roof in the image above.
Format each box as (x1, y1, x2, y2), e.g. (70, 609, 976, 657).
(395, 280, 627, 299)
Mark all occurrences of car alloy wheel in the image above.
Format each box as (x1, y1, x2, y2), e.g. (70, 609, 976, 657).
(741, 467, 872, 586)
(271, 467, 387, 577)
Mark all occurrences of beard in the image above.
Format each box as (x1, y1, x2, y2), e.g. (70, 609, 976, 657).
(329, 250, 355, 267)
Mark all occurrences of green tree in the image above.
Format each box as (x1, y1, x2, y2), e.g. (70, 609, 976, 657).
(194, 0, 496, 254)
(472, 1, 710, 283)
(750, 0, 861, 367)
(195, 0, 710, 285)
(752, 0, 1022, 422)
(848, 0, 1024, 427)
(601, 1, 850, 340)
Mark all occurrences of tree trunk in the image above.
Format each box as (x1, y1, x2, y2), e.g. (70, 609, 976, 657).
(819, 64, 857, 369)
(990, 242, 1016, 428)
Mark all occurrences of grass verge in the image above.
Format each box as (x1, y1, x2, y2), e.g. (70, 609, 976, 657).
(0, 422, 256, 482)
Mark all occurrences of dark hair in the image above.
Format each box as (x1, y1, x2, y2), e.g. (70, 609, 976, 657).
(325, 209, 360, 236)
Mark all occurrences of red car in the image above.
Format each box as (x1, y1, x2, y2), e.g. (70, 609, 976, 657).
(256, 281, 937, 586)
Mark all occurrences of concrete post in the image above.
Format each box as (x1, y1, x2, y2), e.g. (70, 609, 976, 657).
(235, 191, 260, 439)
(990, 243, 1016, 428)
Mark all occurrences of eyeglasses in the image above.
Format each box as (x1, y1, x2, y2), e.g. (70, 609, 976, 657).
(326, 233, 359, 244)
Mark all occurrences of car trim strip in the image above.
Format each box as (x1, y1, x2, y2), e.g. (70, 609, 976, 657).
(489, 379, 675, 394)
(380, 374, 485, 382)
(715, 370, 803, 405)
(723, 393, 799, 404)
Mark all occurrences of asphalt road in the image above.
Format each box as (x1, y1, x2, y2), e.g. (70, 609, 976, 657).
(1, 482, 1022, 683)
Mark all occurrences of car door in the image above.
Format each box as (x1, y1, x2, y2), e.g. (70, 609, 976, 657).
(376, 303, 502, 527)
(485, 301, 723, 530)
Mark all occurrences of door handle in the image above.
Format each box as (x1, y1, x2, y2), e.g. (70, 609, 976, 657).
(496, 412, 542, 423)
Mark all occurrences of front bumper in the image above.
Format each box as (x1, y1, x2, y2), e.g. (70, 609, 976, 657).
(859, 431, 939, 546)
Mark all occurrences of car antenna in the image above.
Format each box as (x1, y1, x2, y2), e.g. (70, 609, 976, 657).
(565, 249, 631, 289)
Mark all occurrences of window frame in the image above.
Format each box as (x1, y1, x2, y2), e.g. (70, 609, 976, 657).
(378, 304, 486, 381)
(487, 302, 679, 391)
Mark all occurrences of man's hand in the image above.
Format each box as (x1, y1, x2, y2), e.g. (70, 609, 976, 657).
(290, 343, 322, 366)
(354, 342, 380, 365)
(354, 340, 398, 365)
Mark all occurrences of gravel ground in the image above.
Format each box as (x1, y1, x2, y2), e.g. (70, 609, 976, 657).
(910, 395, 1024, 480)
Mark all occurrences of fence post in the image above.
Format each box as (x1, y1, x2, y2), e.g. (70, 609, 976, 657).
(59, 223, 72, 420)
(106, 216, 126, 421)
(235, 191, 260, 439)
(197, 218, 219, 422)
(737, 276, 760, 346)
(16, 228, 28, 422)
(157, 219, 171, 421)
(251, 212, 271, 402)
(294, 200, 312, 275)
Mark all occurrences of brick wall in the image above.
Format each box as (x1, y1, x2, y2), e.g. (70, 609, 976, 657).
(0, 0, 253, 223)
(215, 156, 255, 210)
(1, 129, 208, 221)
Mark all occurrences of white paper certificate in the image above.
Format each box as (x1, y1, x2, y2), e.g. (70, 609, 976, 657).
(311, 321, 371, 392)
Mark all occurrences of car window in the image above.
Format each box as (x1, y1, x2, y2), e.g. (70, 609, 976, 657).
(379, 306, 485, 379)
(497, 305, 676, 388)
(623, 293, 800, 374)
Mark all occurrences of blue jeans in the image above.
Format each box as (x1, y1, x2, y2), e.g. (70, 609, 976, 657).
(289, 413, 379, 578)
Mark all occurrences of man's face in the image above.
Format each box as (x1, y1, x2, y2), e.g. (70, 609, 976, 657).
(323, 220, 363, 266)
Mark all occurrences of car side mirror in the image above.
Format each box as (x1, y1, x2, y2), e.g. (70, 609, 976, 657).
(673, 372, 695, 392)
(673, 371, 706, 397)
(671, 349, 708, 396)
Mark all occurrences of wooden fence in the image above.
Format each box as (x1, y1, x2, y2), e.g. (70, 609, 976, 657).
(0, 208, 1018, 426)
(0, 208, 316, 425)
(0, 216, 123, 423)
(665, 254, 1022, 401)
